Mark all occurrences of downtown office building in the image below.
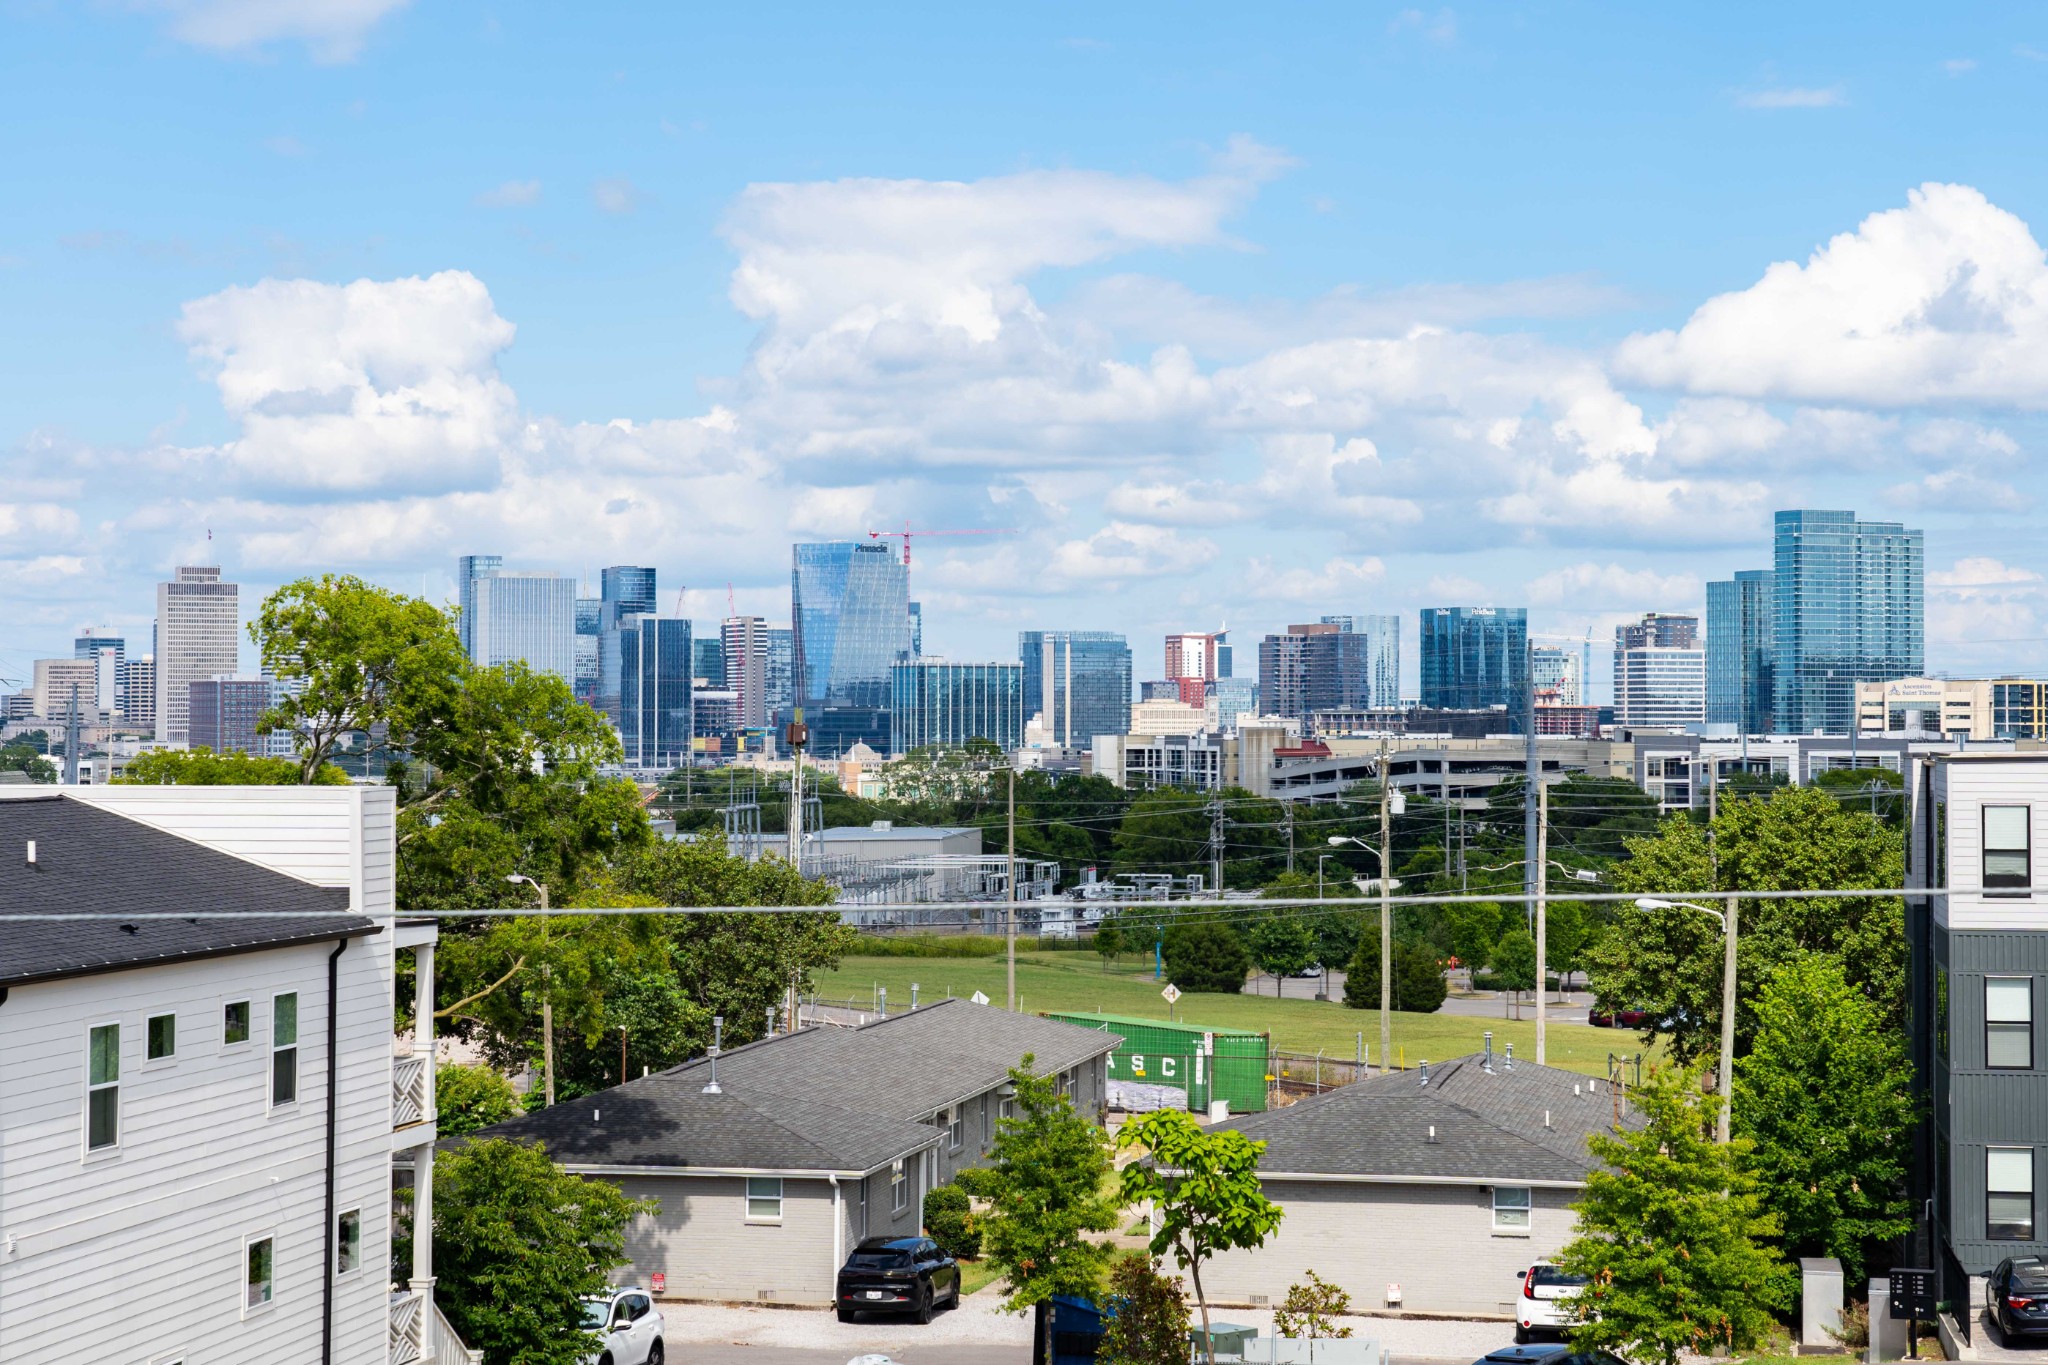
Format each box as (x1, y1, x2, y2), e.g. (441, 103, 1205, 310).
(154, 566, 240, 746)
(1771, 509, 1923, 736)
(889, 659, 1025, 755)
(1612, 613, 1705, 730)
(1418, 606, 1528, 716)
(1706, 569, 1775, 733)
(1019, 630, 1132, 748)
(793, 542, 911, 756)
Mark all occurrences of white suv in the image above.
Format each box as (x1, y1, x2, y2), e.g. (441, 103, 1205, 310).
(581, 1287, 666, 1365)
(1515, 1262, 1586, 1342)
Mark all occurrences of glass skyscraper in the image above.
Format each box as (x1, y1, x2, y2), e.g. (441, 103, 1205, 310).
(470, 572, 577, 682)
(1019, 630, 1132, 747)
(792, 542, 910, 708)
(1418, 607, 1528, 716)
(573, 596, 601, 704)
(1319, 614, 1401, 708)
(618, 616, 693, 770)
(890, 659, 1024, 755)
(1771, 510, 1923, 736)
(456, 554, 502, 660)
(597, 565, 658, 723)
(1706, 569, 1774, 732)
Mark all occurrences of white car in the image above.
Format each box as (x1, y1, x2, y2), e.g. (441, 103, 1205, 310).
(1515, 1262, 1586, 1342)
(581, 1287, 666, 1365)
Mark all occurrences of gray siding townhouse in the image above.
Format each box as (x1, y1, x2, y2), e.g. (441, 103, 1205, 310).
(465, 998, 1119, 1305)
(1907, 752, 2048, 1338)
(1200, 1051, 1641, 1316)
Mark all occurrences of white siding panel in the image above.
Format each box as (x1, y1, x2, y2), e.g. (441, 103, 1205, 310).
(1199, 1179, 1577, 1316)
(1941, 761, 2048, 929)
(0, 934, 395, 1364)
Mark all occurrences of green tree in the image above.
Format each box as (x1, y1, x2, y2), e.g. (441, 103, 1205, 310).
(1162, 920, 1251, 993)
(419, 1138, 651, 1365)
(1097, 1256, 1192, 1365)
(1441, 901, 1508, 968)
(1734, 955, 1914, 1280)
(1342, 931, 1446, 1013)
(924, 1182, 983, 1260)
(1811, 765, 1905, 829)
(979, 1056, 1120, 1357)
(251, 574, 469, 782)
(118, 747, 350, 785)
(1556, 1064, 1794, 1365)
(1094, 917, 1124, 967)
(1247, 911, 1318, 995)
(1588, 785, 1904, 1062)
(1273, 1270, 1354, 1339)
(1545, 899, 1591, 984)
(1119, 1109, 1284, 1365)
(0, 741, 57, 782)
(433, 1063, 521, 1136)
(1488, 929, 1539, 1013)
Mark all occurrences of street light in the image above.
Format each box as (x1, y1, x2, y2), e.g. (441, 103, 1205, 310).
(506, 874, 557, 1108)
(1477, 859, 1601, 882)
(1636, 896, 1738, 1144)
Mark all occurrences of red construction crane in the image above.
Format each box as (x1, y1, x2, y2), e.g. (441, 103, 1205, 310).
(867, 522, 1015, 568)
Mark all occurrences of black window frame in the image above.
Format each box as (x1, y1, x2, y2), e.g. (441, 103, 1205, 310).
(1990, 1147, 2036, 1242)
(1988, 976, 2035, 1071)
(1985, 804, 2032, 895)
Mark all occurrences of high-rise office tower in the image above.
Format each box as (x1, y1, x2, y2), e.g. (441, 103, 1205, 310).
(74, 631, 125, 716)
(573, 595, 601, 704)
(187, 677, 272, 755)
(155, 566, 240, 745)
(456, 554, 503, 660)
(1165, 630, 1228, 706)
(1020, 631, 1133, 747)
(1258, 622, 1382, 721)
(596, 565, 659, 722)
(792, 542, 910, 708)
(617, 616, 693, 770)
(1612, 613, 1705, 729)
(692, 635, 725, 685)
(1772, 510, 1923, 735)
(890, 659, 1025, 755)
(1531, 644, 1581, 706)
(32, 658, 100, 721)
(122, 656, 156, 729)
(470, 572, 577, 682)
(763, 626, 796, 719)
(1706, 570, 1775, 732)
(1418, 607, 1529, 715)
(1319, 615, 1401, 708)
(722, 616, 769, 728)
(908, 602, 923, 656)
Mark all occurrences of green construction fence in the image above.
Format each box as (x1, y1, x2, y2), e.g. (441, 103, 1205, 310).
(1043, 1012, 1270, 1113)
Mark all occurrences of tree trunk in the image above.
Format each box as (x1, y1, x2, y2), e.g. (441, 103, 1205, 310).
(1191, 1254, 1215, 1365)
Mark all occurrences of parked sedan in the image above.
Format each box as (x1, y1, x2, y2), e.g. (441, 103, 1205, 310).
(1992, 1257, 2048, 1340)
(580, 1287, 665, 1365)
(836, 1236, 960, 1324)
(1516, 1262, 1588, 1342)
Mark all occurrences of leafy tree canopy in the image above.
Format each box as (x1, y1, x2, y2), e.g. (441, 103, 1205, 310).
(1342, 927, 1448, 1014)
(1162, 919, 1251, 994)
(979, 1056, 1120, 1318)
(118, 747, 350, 786)
(1247, 911, 1318, 991)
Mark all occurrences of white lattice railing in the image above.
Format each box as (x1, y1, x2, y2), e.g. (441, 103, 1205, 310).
(393, 1055, 429, 1130)
(390, 1288, 425, 1364)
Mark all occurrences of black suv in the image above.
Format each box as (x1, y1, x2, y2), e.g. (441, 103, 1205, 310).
(836, 1236, 960, 1324)
(1992, 1257, 2048, 1341)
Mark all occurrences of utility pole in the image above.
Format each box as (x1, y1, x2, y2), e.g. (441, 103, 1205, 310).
(1523, 641, 1538, 932)
(1378, 738, 1392, 1076)
(1283, 804, 1295, 874)
(1535, 778, 1549, 1066)
(1006, 767, 1017, 1012)
(1718, 891, 1739, 1144)
(1208, 797, 1225, 897)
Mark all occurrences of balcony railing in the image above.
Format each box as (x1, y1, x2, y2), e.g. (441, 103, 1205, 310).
(393, 1054, 430, 1130)
(390, 1288, 425, 1364)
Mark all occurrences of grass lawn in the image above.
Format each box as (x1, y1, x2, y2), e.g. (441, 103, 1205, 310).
(818, 951, 1651, 1078)
(957, 1257, 1005, 1297)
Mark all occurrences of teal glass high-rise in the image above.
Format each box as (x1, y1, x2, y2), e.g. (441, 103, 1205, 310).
(1771, 510, 1923, 736)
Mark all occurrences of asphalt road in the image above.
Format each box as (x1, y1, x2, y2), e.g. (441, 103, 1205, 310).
(1240, 970, 1594, 1024)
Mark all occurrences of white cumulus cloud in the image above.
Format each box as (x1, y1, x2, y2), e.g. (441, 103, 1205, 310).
(141, 0, 411, 62)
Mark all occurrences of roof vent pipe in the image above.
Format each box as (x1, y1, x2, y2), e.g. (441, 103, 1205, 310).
(1504, 1043, 1514, 1071)
(766, 1005, 777, 1038)
(1418, 1059, 1430, 1085)
(1483, 1031, 1494, 1072)
(878, 987, 887, 1017)
(702, 1016, 724, 1095)
(1427, 1125, 1437, 1142)
(24, 840, 34, 866)
(911, 983, 919, 1010)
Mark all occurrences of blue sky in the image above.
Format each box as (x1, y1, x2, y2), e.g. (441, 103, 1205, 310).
(5, 2, 2048, 697)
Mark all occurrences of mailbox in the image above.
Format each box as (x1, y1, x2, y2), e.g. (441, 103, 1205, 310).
(1888, 1267, 1935, 1321)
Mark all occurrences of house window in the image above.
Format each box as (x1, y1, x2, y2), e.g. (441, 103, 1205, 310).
(1989, 1148, 2035, 1240)
(271, 994, 298, 1106)
(1985, 806, 2031, 893)
(245, 1234, 275, 1310)
(223, 1000, 251, 1046)
(1493, 1186, 1533, 1232)
(1988, 977, 2034, 1070)
(946, 1106, 962, 1151)
(891, 1160, 908, 1213)
(147, 1013, 176, 1061)
(746, 1177, 783, 1223)
(86, 1022, 120, 1152)
(336, 1210, 361, 1275)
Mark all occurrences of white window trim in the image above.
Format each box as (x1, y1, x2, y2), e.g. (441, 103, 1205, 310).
(83, 1018, 121, 1161)
(336, 1208, 362, 1277)
(947, 1106, 962, 1151)
(144, 1010, 178, 1067)
(269, 992, 299, 1112)
(1492, 1185, 1534, 1235)
(745, 1176, 784, 1224)
(891, 1160, 909, 1213)
(221, 998, 253, 1051)
(242, 1231, 277, 1318)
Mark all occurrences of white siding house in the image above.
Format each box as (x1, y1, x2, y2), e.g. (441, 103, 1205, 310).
(0, 787, 460, 1364)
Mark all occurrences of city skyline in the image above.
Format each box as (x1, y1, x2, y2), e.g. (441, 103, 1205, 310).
(8, 8, 2048, 693)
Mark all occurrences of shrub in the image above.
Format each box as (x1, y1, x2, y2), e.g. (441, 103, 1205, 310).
(1162, 921, 1251, 993)
(1342, 936, 1447, 1014)
(951, 1166, 1000, 1198)
(1274, 1270, 1354, 1339)
(1098, 1255, 1191, 1365)
(434, 1063, 520, 1136)
(925, 1182, 982, 1259)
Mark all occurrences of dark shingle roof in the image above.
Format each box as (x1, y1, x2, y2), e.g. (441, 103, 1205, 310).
(463, 998, 1121, 1174)
(1217, 1054, 1643, 1185)
(0, 795, 372, 987)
